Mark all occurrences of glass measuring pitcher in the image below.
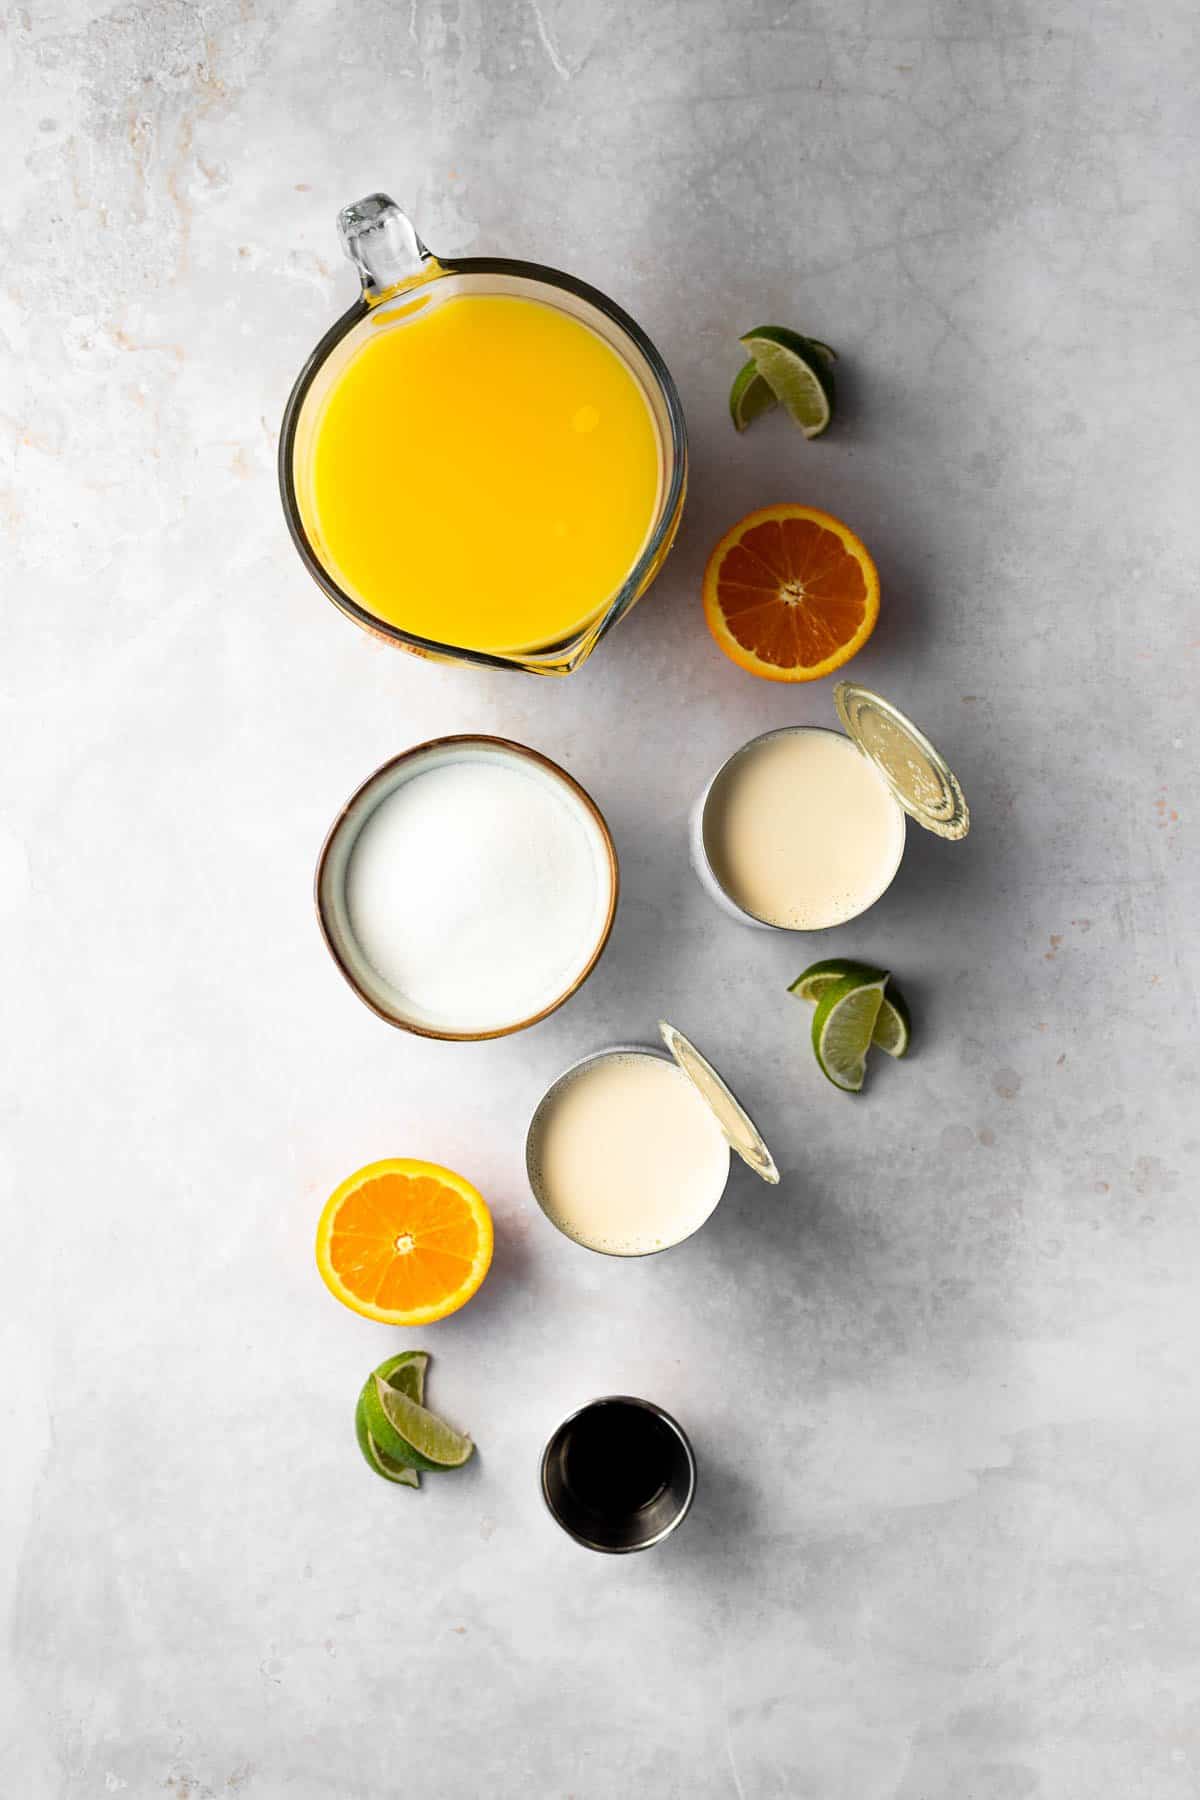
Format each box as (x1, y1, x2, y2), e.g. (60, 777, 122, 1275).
(279, 194, 687, 675)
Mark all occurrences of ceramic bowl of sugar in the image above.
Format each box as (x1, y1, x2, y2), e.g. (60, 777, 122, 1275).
(315, 736, 619, 1040)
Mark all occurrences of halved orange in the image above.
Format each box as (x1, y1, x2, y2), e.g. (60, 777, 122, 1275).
(315, 1159, 493, 1326)
(702, 504, 879, 682)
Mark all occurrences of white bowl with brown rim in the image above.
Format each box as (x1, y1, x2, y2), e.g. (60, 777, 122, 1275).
(315, 735, 619, 1040)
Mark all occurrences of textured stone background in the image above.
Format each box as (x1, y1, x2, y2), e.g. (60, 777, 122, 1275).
(3, 2, 1198, 1796)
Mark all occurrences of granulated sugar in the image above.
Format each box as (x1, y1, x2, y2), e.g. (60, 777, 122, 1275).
(344, 750, 613, 1034)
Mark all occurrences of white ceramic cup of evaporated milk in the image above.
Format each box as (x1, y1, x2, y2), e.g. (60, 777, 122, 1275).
(692, 681, 970, 931)
(526, 1022, 779, 1257)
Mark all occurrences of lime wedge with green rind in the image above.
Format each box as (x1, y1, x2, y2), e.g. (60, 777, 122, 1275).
(791, 960, 911, 1057)
(729, 359, 779, 432)
(356, 1399, 420, 1486)
(812, 972, 888, 1092)
(739, 325, 836, 438)
(355, 1351, 431, 1487)
(871, 984, 911, 1058)
(790, 958, 887, 1006)
(362, 1375, 474, 1472)
(372, 1351, 429, 1401)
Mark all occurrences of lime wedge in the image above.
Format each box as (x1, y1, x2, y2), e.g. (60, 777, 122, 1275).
(729, 359, 778, 433)
(871, 984, 911, 1058)
(739, 326, 836, 438)
(790, 960, 911, 1058)
(789, 959, 886, 1006)
(362, 1375, 474, 1472)
(812, 972, 888, 1092)
(355, 1401, 420, 1486)
(373, 1350, 429, 1402)
(354, 1351, 430, 1487)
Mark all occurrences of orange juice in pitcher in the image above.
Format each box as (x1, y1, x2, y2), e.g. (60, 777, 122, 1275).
(281, 195, 686, 674)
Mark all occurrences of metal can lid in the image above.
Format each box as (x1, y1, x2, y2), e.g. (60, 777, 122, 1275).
(658, 1021, 779, 1185)
(834, 682, 970, 840)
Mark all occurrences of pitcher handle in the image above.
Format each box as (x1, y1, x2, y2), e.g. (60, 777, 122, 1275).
(337, 193, 435, 301)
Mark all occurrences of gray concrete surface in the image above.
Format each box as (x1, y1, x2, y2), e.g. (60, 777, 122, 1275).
(3, 2, 1198, 1795)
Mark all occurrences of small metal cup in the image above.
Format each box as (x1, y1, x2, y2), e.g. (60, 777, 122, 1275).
(540, 1396, 697, 1553)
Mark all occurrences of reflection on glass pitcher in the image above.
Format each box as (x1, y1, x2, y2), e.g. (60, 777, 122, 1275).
(279, 194, 687, 675)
